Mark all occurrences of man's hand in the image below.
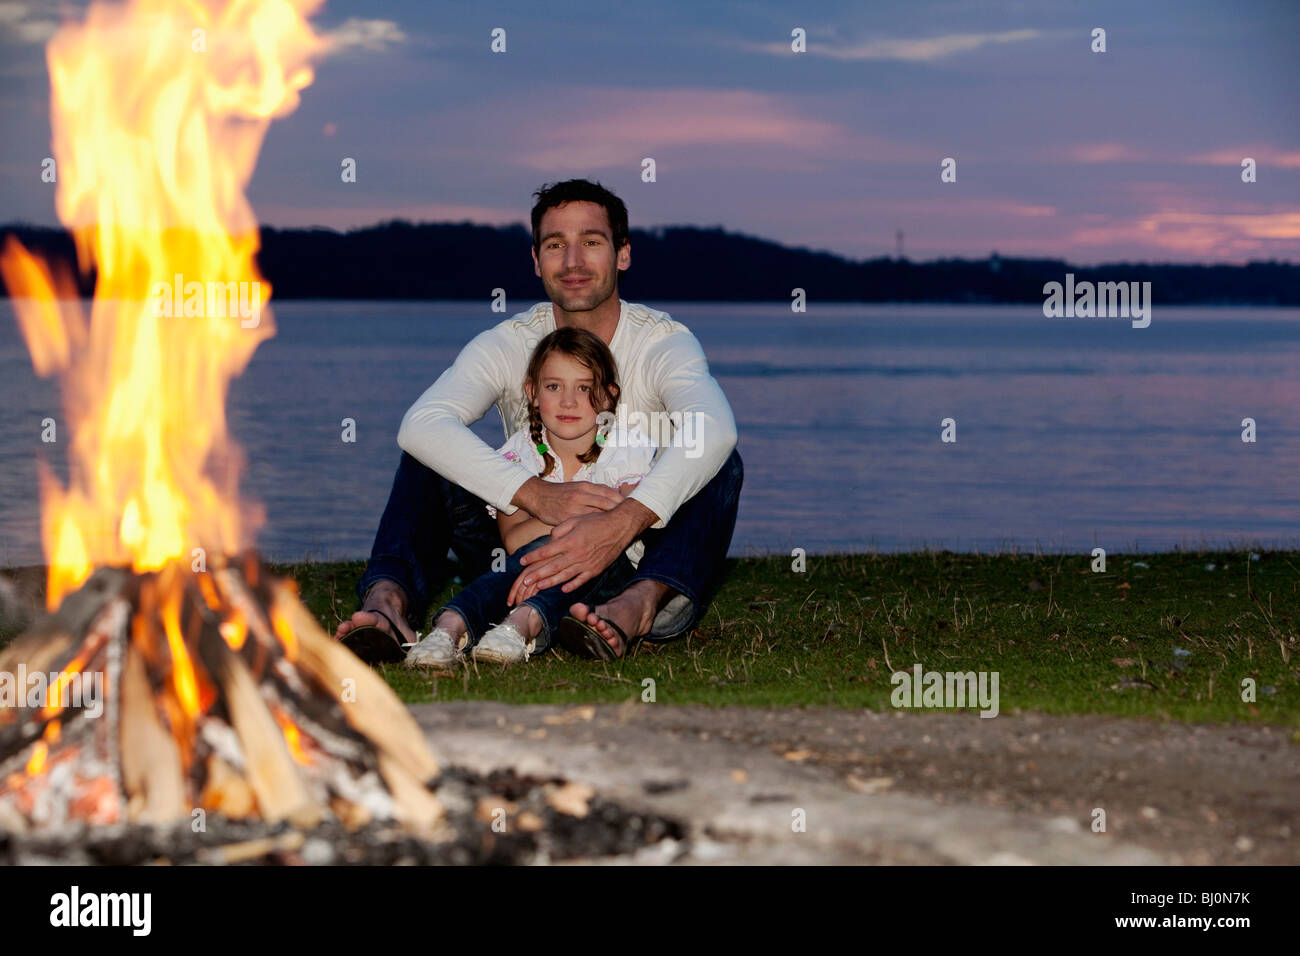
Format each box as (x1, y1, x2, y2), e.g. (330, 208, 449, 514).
(512, 476, 624, 526)
(507, 499, 659, 605)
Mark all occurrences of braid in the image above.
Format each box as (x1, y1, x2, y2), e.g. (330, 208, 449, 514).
(528, 401, 556, 478)
(577, 423, 604, 466)
(580, 389, 617, 467)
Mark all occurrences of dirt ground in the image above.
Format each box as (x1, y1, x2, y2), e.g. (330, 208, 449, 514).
(413, 701, 1299, 865)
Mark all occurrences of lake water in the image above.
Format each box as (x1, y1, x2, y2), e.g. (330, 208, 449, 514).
(1, 300, 1299, 565)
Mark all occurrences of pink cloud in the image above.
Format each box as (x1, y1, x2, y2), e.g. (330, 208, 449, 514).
(1066, 210, 1300, 258)
(1047, 143, 1300, 169)
(1062, 143, 1152, 164)
(808, 195, 1058, 219)
(423, 87, 905, 173)
(1140, 210, 1300, 240)
(509, 88, 843, 171)
(764, 189, 1300, 263)
(1185, 148, 1300, 169)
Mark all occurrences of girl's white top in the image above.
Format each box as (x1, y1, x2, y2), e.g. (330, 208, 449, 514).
(485, 422, 657, 567)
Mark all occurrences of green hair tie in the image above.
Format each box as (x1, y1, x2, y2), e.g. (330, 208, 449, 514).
(535, 442, 548, 455)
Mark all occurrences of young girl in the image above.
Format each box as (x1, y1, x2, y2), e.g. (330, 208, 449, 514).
(404, 327, 655, 667)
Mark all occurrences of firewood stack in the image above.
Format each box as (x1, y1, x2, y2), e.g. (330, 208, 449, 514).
(0, 554, 442, 835)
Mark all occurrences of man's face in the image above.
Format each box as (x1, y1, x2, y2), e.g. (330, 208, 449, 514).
(532, 200, 630, 313)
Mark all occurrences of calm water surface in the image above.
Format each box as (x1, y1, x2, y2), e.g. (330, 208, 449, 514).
(1, 301, 1298, 564)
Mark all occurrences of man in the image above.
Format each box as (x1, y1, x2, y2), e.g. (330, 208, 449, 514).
(334, 178, 742, 664)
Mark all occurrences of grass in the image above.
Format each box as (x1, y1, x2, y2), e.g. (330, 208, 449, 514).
(272, 549, 1299, 725)
(3, 550, 1296, 725)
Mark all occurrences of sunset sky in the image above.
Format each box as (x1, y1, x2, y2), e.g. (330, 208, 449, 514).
(1, 0, 1297, 265)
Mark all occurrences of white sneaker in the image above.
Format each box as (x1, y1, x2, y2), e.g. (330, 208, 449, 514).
(471, 621, 536, 664)
(404, 627, 463, 668)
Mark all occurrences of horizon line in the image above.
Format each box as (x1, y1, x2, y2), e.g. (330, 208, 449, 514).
(1, 219, 1295, 271)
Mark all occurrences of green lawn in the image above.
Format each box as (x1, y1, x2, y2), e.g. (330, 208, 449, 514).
(2, 551, 1294, 724)
(273, 550, 1299, 724)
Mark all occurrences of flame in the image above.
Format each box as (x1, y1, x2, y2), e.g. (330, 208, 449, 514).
(219, 615, 248, 651)
(0, 0, 325, 608)
(197, 572, 221, 609)
(270, 605, 299, 662)
(272, 706, 311, 765)
(161, 590, 201, 720)
(39, 652, 89, 720)
(26, 742, 48, 777)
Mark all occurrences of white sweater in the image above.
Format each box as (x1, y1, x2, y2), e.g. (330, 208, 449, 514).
(397, 299, 738, 529)
(484, 422, 657, 565)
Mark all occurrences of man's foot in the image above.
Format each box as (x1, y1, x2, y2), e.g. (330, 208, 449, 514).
(569, 580, 671, 657)
(335, 581, 418, 663)
(335, 580, 417, 644)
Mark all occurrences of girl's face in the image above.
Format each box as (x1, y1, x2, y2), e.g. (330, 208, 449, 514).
(529, 350, 604, 441)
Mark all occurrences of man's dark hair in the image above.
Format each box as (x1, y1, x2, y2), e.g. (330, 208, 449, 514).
(530, 179, 630, 259)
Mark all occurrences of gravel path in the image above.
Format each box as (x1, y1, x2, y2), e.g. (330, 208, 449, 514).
(412, 702, 1296, 864)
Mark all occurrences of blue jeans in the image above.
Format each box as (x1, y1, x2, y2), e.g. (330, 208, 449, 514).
(357, 448, 744, 641)
(439, 535, 636, 653)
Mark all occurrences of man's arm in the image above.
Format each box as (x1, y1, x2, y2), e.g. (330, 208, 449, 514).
(625, 329, 738, 529)
(508, 496, 659, 606)
(511, 474, 625, 525)
(396, 329, 536, 515)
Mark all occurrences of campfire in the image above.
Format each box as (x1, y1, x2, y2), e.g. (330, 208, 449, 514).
(0, 556, 442, 834)
(0, 0, 684, 865)
(0, 0, 445, 838)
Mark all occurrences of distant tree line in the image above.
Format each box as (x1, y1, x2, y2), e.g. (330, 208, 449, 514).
(2, 221, 1297, 304)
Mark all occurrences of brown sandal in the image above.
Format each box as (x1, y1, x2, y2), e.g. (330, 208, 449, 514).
(339, 608, 408, 664)
(555, 614, 631, 661)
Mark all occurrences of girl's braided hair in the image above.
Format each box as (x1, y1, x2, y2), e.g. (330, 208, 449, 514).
(525, 327, 620, 478)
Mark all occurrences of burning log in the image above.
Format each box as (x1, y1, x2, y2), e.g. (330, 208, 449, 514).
(0, 554, 444, 836)
(119, 643, 187, 824)
(200, 630, 321, 828)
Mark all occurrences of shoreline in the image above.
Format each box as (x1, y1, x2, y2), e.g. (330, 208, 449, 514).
(5, 543, 1300, 575)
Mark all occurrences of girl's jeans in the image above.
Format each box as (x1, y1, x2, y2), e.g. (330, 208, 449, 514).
(437, 534, 636, 654)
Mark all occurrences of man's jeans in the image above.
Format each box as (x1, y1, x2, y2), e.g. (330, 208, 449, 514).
(439, 535, 636, 654)
(357, 448, 744, 642)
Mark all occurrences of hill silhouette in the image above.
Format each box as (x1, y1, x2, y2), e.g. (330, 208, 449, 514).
(2, 221, 1297, 305)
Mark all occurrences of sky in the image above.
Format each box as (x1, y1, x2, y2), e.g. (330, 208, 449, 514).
(1, 0, 1297, 265)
